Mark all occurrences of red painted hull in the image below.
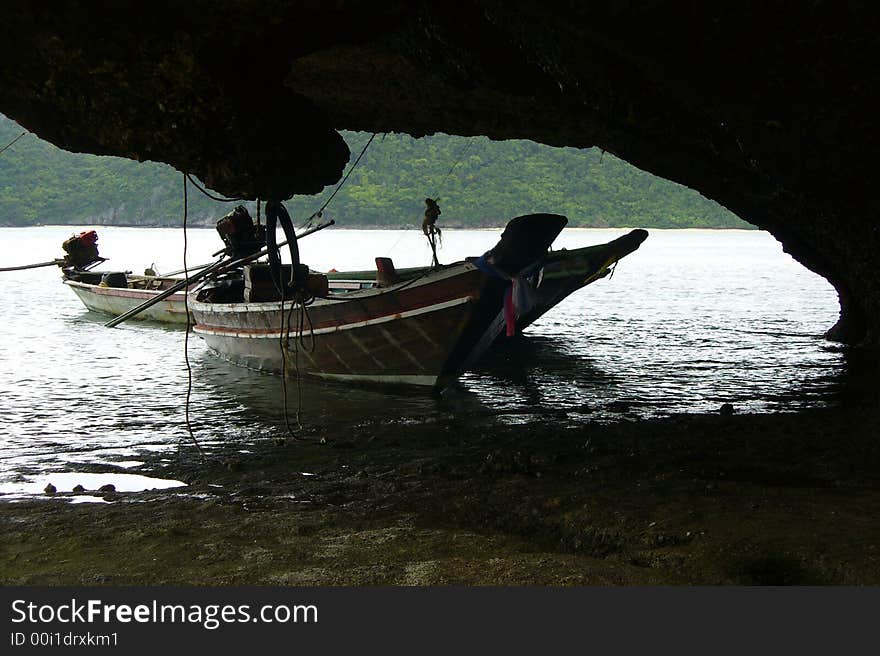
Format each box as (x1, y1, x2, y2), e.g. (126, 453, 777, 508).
(191, 262, 508, 390)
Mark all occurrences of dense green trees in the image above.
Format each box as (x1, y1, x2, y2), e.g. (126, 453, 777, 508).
(1, 115, 747, 229)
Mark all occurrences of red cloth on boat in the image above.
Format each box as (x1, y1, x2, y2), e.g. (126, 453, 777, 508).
(503, 285, 516, 336)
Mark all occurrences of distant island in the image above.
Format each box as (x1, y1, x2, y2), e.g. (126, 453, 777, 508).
(1, 114, 748, 229)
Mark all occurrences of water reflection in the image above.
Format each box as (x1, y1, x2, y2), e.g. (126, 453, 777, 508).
(457, 335, 619, 412)
(190, 354, 448, 435)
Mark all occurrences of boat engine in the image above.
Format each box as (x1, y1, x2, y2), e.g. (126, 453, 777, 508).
(61, 230, 103, 269)
(216, 205, 266, 259)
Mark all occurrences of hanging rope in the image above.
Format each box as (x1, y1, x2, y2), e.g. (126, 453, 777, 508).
(184, 173, 246, 203)
(182, 173, 207, 461)
(422, 197, 442, 267)
(279, 293, 316, 439)
(431, 137, 476, 201)
(265, 199, 314, 441)
(298, 132, 378, 229)
(319, 132, 377, 215)
(0, 131, 26, 157)
(279, 295, 298, 437)
(278, 273, 317, 441)
(418, 137, 477, 267)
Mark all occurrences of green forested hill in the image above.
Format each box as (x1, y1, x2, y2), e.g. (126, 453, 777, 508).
(1, 114, 748, 229)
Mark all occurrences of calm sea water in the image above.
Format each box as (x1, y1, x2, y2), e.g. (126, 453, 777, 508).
(0, 225, 845, 496)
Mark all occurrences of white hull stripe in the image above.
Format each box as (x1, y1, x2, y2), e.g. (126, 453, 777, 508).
(67, 287, 189, 322)
(194, 295, 473, 339)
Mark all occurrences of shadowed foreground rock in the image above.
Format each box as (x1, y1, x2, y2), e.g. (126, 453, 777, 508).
(1, 2, 878, 344)
(2, 405, 879, 585)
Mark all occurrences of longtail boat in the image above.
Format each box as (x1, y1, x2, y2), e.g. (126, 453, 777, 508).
(190, 214, 567, 391)
(61, 228, 649, 334)
(62, 270, 195, 324)
(61, 267, 389, 324)
(56, 229, 196, 324)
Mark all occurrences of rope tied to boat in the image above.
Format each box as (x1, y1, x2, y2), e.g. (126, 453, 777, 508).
(263, 199, 317, 441)
(415, 137, 479, 266)
(263, 135, 380, 440)
(181, 173, 207, 461)
(184, 173, 246, 203)
(422, 198, 442, 267)
(0, 131, 26, 157)
(298, 132, 378, 231)
(279, 291, 318, 438)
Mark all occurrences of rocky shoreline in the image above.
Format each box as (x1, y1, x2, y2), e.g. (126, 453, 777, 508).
(3, 397, 879, 586)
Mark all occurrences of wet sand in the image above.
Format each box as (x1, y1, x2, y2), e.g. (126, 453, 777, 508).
(3, 394, 879, 586)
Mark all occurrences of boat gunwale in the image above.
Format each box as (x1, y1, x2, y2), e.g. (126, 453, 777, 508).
(190, 260, 479, 315)
(62, 277, 192, 300)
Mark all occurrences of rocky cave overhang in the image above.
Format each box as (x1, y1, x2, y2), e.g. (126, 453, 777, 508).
(1, 1, 878, 346)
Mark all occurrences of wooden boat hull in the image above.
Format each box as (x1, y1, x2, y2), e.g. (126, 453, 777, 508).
(191, 213, 568, 390)
(63, 277, 191, 324)
(191, 263, 509, 390)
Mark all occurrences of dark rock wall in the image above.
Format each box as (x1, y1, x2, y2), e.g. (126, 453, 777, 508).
(1, 1, 877, 344)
